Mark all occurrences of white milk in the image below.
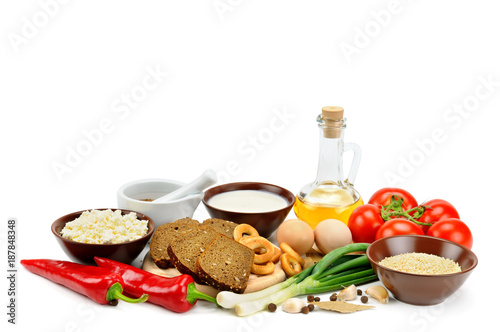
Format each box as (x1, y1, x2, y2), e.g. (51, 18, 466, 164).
(208, 190, 288, 213)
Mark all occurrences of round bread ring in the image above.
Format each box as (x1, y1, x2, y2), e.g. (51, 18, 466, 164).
(280, 253, 302, 277)
(251, 261, 275, 275)
(271, 245, 281, 263)
(233, 224, 259, 242)
(279, 242, 305, 267)
(239, 236, 274, 264)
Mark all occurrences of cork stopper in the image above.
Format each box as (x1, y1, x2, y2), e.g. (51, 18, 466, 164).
(322, 106, 344, 120)
(321, 106, 344, 138)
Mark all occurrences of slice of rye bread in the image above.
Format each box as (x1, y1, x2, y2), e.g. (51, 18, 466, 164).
(196, 234, 254, 293)
(167, 226, 219, 283)
(202, 218, 238, 239)
(172, 217, 200, 227)
(150, 218, 200, 268)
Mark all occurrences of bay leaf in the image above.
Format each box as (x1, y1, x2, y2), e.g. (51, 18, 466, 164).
(310, 301, 375, 313)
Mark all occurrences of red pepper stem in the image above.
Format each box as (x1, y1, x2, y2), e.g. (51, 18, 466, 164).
(106, 282, 149, 304)
(185, 283, 217, 305)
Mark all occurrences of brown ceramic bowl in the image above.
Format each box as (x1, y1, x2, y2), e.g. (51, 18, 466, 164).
(51, 208, 155, 265)
(202, 182, 295, 238)
(366, 235, 478, 305)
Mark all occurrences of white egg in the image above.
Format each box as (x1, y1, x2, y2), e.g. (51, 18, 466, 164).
(314, 219, 353, 254)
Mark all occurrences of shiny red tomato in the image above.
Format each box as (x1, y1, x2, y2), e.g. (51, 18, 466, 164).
(368, 187, 418, 211)
(426, 218, 473, 249)
(375, 218, 424, 240)
(417, 199, 460, 233)
(348, 204, 385, 243)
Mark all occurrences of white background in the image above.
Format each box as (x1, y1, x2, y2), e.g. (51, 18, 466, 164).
(1, 1, 499, 331)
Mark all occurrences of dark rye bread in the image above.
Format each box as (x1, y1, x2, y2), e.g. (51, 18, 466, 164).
(167, 226, 219, 283)
(202, 218, 238, 239)
(172, 217, 200, 227)
(196, 234, 254, 293)
(150, 218, 200, 268)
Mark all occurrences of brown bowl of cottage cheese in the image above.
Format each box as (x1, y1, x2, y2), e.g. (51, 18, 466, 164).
(51, 208, 155, 265)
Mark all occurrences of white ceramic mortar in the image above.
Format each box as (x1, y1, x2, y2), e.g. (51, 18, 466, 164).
(117, 178, 203, 228)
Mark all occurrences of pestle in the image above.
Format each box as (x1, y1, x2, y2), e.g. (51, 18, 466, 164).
(153, 169, 218, 203)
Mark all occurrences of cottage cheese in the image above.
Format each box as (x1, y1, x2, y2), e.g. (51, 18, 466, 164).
(61, 209, 148, 244)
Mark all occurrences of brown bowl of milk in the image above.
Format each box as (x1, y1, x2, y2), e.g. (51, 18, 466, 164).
(202, 182, 295, 238)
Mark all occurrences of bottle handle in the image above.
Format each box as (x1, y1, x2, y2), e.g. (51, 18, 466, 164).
(344, 142, 362, 185)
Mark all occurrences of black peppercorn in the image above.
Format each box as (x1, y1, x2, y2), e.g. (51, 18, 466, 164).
(268, 303, 277, 312)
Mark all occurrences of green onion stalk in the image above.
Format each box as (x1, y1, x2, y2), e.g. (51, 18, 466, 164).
(216, 243, 378, 316)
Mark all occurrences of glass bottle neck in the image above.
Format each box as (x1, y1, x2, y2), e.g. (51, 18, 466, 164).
(314, 116, 346, 187)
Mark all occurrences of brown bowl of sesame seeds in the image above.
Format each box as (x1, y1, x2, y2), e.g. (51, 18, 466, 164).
(366, 235, 478, 305)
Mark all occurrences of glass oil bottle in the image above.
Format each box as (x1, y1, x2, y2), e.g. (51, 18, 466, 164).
(294, 106, 363, 228)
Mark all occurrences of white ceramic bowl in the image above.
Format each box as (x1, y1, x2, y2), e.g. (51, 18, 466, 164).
(117, 178, 203, 228)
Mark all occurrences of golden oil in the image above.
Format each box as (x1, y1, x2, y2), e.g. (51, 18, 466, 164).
(294, 187, 364, 229)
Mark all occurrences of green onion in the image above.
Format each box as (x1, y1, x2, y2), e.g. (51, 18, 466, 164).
(217, 243, 378, 316)
(304, 272, 377, 295)
(216, 255, 359, 309)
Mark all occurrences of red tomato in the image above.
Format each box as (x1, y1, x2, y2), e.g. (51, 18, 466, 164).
(368, 188, 418, 211)
(375, 218, 424, 240)
(426, 218, 473, 249)
(348, 204, 385, 243)
(417, 199, 460, 233)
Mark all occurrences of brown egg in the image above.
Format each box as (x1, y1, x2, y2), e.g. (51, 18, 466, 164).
(314, 219, 352, 255)
(276, 219, 314, 255)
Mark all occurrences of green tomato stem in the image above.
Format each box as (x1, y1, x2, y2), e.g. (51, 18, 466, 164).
(380, 195, 432, 226)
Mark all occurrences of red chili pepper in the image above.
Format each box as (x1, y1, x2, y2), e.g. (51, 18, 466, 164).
(94, 257, 217, 313)
(21, 259, 149, 305)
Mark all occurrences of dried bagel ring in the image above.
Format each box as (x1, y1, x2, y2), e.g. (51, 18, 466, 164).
(279, 242, 305, 267)
(280, 253, 302, 277)
(239, 236, 274, 264)
(271, 245, 281, 263)
(251, 261, 275, 275)
(233, 224, 259, 242)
